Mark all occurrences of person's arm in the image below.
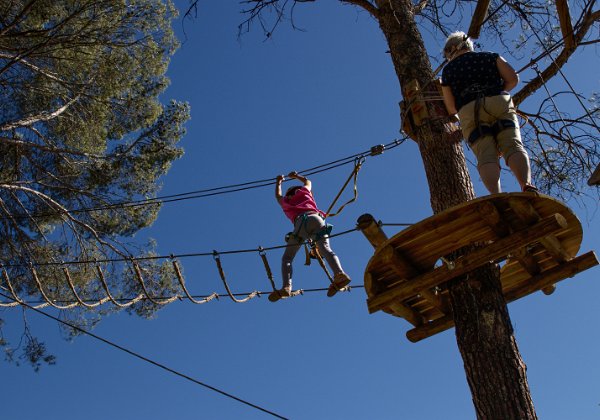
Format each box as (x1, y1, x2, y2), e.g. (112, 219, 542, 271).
(287, 171, 311, 191)
(275, 175, 284, 204)
(441, 85, 458, 116)
(496, 56, 519, 92)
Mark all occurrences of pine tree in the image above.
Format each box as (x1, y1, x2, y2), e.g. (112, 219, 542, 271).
(0, 0, 190, 368)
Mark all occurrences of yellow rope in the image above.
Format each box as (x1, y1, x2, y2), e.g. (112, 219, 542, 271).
(324, 158, 364, 218)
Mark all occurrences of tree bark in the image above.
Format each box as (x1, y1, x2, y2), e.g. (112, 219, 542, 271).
(374, 0, 538, 418)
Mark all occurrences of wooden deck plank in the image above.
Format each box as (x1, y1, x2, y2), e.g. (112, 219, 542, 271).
(361, 193, 593, 341)
(406, 252, 599, 342)
(503, 251, 598, 301)
(367, 213, 567, 314)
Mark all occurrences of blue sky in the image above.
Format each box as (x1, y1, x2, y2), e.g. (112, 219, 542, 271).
(1, 1, 599, 419)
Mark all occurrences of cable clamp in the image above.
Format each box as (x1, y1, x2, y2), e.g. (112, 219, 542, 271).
(370, 144, 385, 156)
(258, 246, 266, 256)
(212, 250, 220, 261)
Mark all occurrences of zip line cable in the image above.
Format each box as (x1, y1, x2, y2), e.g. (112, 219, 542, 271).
(0, 291, 289, 420)
(3, 138, 407, 221)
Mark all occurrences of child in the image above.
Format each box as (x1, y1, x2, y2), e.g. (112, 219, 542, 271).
(269, 172, 351, 302)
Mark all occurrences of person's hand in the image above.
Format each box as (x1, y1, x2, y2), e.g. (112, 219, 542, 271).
(276, 175, 284, 183)
(287, 171, 298, 178)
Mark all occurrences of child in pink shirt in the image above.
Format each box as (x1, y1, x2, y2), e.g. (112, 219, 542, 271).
(269, 172, 351, 302)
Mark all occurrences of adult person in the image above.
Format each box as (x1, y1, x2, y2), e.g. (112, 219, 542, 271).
(269, 171, 351, 302)
(440, 31, 538, 194)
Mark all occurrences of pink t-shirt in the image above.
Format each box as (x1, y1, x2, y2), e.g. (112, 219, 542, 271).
(280, 186, 324, 223)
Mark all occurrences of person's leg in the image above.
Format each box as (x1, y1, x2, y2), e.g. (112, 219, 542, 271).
(459, 101, 501, 194)
(281, 236, 302, 291)
(315, 236, 344, 276)
(506, 150, 532, 190)
(478, 161, 502, 193)
(471, 134, 502, 194)
(487, 95, 535, 191)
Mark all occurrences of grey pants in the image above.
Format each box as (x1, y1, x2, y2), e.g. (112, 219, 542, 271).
(282, 213, 344, 288)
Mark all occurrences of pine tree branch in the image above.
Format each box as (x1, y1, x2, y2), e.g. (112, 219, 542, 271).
(0, 95, 81, 130)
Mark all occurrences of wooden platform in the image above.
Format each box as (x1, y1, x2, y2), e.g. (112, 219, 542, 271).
(360, 193, 598, 342)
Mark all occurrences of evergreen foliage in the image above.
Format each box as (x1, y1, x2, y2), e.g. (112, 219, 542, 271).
(0, 0, 190, 368)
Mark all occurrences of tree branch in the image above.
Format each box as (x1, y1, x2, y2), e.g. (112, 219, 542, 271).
(513, 6, 600, 106)
(341, 0, 380, 17)
(0, 95, 81, 130)
(0, 136, 104, 159)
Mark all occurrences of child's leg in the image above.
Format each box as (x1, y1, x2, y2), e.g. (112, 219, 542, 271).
(281, 236, 302, 289)
(316, 237, 344, 276)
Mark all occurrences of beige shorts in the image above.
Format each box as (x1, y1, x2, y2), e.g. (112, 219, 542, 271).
(458, 94, 526, 167)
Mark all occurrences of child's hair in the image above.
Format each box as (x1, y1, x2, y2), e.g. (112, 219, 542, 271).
(285, 186, 302, 197)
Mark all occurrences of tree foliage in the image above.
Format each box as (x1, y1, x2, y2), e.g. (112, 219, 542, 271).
(0, 0, 190, 368)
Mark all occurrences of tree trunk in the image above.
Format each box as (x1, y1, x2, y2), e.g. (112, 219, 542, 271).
(374, 1, 538, 418)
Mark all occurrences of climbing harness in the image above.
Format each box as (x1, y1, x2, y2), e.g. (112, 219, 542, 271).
(467, 118, 516, 145)
(458, 84, 515, 146)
